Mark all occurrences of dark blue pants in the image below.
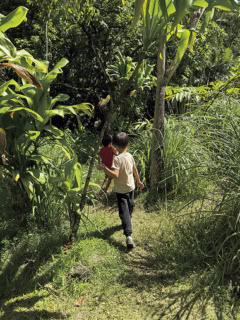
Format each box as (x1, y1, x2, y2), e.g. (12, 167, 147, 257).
(116, 191, 134, 237)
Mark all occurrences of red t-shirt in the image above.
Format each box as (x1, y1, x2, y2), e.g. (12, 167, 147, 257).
(99, 146, 117, 169)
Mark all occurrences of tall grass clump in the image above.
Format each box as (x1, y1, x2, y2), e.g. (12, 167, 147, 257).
(130, 120, 152, 187)
(197, 98, 240, 280)
(131, 116, 209, 199)
(151, 98, 240, 285)
(162, 116, 210, 198)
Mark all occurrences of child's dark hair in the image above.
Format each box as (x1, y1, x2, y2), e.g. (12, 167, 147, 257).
(113, 132, 129, 148)
(102, 134, 112, 147)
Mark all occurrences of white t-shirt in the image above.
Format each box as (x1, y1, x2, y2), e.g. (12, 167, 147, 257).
(112, 152, 135, 194)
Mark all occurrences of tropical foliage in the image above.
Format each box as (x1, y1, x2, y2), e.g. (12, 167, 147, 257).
(132, 0, 240, 193)
(1, 2, 240, 309)
(0, 6, 92, 232)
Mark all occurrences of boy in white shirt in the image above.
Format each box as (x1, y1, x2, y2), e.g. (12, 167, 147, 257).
(100, 132, 144, 248)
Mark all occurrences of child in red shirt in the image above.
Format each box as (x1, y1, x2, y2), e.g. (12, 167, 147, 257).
(97, 134, 117, 192)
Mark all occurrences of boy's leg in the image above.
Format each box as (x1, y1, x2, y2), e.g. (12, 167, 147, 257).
(104, 177, 112, 192)
(102, 174, 109, 191)
(116, 192, 132, 237)
(128, 191, 134, 217)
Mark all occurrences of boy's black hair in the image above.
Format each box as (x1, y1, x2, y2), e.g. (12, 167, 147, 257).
(102, 134, 112, 147)
(112, 132, 129, 149)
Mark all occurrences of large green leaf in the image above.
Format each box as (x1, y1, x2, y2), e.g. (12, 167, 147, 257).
(0, 80, 20, 96)
(169, 29, 191, 72)
(10, 107, 44, 122)
(29, 154, 52, 165)
(64, 155, 82, 190)
(15, 50, 48, 72)
(0, 7, 28, 32)
(50, 94, 70, 109)
(0, 106, 11, 114)
(142, 0, 165, 49)
(58, 103, 93, 116)
(37, 91, 51, 115)
(55, 144, 71, 160)
(172, 0, 193, 30)
(159, 0, 168, 19)
(74, 162, 82, 189)
(43, 125, 65, 137)
(132, 0, 145, 28)
(211, 0, 239, 11)
(51, 58, 69, 72)
(16, 92, 34, 108)
(201, 7, 215, 32)
(27, 169, 46, 184)
(26, 130, 41, 141)
(41, 58, 69, 89)
(21, 176, 34, 199)
(58, 106, 77, 116)
(188, 30, 197, 53)
(0, 94, 24, 108)
(49, 176, 66, 184)
(0, 31, 16, 59)
(45, 109, 65, 118)
(192, 0, 209, 6)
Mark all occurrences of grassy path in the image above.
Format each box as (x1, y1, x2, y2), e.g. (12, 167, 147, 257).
(1, 195, 239, 319)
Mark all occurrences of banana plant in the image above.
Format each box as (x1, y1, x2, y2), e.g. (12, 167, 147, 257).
(132, 0, 240, 193)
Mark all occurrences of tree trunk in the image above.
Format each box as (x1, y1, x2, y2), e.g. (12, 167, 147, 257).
(45, 11, 50, 61)
(150, 43, 167, 195)
(149, 9, 205, 197)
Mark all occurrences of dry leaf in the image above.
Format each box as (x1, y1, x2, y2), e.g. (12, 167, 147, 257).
(0, 63, 43, 89)
(44, 283, 53, 289)
(74, 297, 87, 307)
(130, 90, 136, 97)
(0, 129, 6, 163)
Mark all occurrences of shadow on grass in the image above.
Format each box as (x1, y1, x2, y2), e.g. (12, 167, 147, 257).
(82, 224, 128, 253)
(0, 232, 69, 320)
(118, 246, 238, 319)
(120, 254, 238, 319)
(0, 295, 66, 320)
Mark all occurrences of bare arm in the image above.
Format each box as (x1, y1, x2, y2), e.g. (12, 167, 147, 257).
(133, 165, 144, 189)
(103, 165, 119, 179)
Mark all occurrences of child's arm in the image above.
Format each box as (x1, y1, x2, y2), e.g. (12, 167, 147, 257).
(133, 165, 144, 189)
(102, 164, 119, 179)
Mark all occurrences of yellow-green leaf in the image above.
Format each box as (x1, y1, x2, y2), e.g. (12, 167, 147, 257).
(172, 0, 193, 30)
(12, 170, 20, 182)
(188, 30, 197, 53)
(10, 107, 44, 122)
(0, 7, 28, 32)
(192, 0, 208, 7)
(27, 131, 40, 141)
(132, 0, 145, 29)
(55, 144, 71, 160)
(172, 29, 191, 66)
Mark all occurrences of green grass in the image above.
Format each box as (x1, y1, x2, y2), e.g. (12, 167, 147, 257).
(1, 191, 240, 320)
